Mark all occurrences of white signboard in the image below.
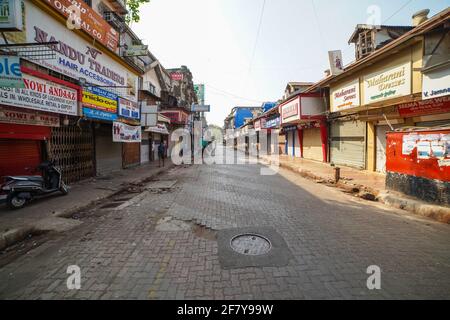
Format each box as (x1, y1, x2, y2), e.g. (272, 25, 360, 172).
(0, 0, 23, 31)
(363, 62, 411, 105)
(113, 121, 141, 143)
(331, 79, 360, 112)
(19, 2, 138, 102)
(422, 67, 450, 100)
(118, 97, 140, 120)
(0, 73, 78, 115)
(281, 97, 300, 124)
(328, 50, 344, 75)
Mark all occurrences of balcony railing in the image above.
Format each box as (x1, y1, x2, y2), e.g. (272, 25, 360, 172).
(103, 11, 126, 32)
(142, 81, 160, 97)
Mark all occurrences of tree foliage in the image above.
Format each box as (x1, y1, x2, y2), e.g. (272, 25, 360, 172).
(126, 0, 151, 24)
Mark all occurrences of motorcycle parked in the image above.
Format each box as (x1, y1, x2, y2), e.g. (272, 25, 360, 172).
(1, 161, 69, 209)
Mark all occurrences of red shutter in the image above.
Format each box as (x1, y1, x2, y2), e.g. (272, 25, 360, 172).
(0, 139, 42, 178)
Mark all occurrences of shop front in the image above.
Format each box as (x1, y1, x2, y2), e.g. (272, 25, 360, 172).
(263, 115, 280, 155)
(279, 93, 327, 161)
(118, 97, 141, 168)
(145, 123, 170, 160)
(0, 68, 89, 182)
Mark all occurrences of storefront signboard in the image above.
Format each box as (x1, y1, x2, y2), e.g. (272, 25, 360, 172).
(280, 97, 300, 123)
(0, 55, 24, 88)
(43, 0, 119, 52)
(0, 105, 60, 127)
(398, 95, 450, 118)
(363, 62, 411, 105)
(13, 2, 138, 102)
(82, 86, 117, 113)
(118, 97, 140, 120)
(330, 79, 360, 112)
(113, 121, 141, 143)
(264, 116, 280, 129)
(0, 73, 78, 115)
(422, 66, 450, 100)
(82, 107, 117, 121)
(0, 0, 23, 31)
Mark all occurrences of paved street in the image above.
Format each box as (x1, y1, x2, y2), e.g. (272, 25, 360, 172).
(0, 148, 449, 300)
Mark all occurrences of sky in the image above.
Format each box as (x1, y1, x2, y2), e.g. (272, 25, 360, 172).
(130, 0, 450, 127)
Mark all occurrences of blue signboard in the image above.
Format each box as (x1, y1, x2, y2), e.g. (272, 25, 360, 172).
(265, 116, 280, 129)
(83, 107, 118, 121)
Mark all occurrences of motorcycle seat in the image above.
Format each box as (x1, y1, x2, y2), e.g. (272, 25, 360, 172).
(5, 176, 44, 182)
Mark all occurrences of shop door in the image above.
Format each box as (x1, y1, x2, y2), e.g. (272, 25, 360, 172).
(51, 125, 95, 184)
(0, 139, 42, 177)
(123, 143, 140, 168)
(303, 127, 323, 162)
(330, 120, 366, 169)
(95, 124, 122, 175)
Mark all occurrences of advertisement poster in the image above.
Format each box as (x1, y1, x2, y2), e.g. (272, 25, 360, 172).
(0, 73, 78, 115)
(328, 50, 344, 75)
(113, 121, 141, 143)
(0, 55, 24, 88)
(417, 141, 431, 159)
(82, 87, 117, 113)
(118, 97, 140, 120)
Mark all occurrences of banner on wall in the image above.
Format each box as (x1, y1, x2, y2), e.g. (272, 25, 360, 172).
(0, 73, 78, 115)
(113, 121, 141, 143)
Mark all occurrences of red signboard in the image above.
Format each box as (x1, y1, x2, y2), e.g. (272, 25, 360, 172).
(398, 96, 450, 117)
(170, 73, 184, 81)
(44, 0, 119, 52)
(386, 129, 450, 182)
(161, 110, 189, 124)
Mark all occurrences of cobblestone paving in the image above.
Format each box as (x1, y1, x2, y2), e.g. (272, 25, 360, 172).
(0, 157, 449, 300)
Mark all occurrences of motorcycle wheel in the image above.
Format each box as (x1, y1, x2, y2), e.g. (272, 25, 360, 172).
(60, 182, 69, 195)
(7, 193, 27, 210)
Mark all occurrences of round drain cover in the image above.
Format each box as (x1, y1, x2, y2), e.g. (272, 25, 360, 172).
(230, 234, 271, 256)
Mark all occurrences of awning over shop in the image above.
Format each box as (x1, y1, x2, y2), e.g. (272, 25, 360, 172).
(145, 123, 169, 135)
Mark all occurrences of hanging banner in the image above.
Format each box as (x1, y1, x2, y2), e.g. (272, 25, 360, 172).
(113, 121, 141, 143)
(82, 86, 117, 113)
(0, 55, 24, 88)
(328, 50, 344, 75)
(0, 73, 78, 115)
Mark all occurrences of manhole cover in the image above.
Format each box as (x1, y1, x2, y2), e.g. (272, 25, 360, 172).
(230, 234, 271, 256)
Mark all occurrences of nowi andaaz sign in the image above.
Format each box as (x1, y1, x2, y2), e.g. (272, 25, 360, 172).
(0, 73, 78, 116)
(363, 62, 411, 105)
(113, 121, 141, 143)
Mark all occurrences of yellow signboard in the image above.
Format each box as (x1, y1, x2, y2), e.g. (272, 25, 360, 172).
(82, 87, 118, 113)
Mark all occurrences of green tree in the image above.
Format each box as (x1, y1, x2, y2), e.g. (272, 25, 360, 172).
(126, 0, 151, 24)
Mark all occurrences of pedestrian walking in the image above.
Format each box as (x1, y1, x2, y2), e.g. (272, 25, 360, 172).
(158, 142, 166, 167)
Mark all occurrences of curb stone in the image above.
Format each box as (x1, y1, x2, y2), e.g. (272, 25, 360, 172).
(0, 164, 175, 251)
(261, 157, 450, 224)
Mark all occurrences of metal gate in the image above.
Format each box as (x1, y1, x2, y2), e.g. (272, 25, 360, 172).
(330, 120, 366, 169)
(50, 125, 95, 184)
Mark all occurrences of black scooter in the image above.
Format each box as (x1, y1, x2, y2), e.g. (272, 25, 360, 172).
(1, 161, 69, 209)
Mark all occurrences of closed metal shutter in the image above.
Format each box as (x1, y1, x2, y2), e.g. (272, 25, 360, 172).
(376, 124, 403, 173)
(141, 132, 150, 164)
(0, 139, 42, 177)
(416, 120, 450, 128)
(303, 127, 323, 162)
(123, 142, 140, 168)
(95, 124, 122, 175)
(330, 120, 366, 169)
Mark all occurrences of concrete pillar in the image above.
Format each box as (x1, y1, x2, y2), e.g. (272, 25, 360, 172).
(297, 128, 303, 158)
(367, 121, 376, 172)
(319, 121, 328, 163)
